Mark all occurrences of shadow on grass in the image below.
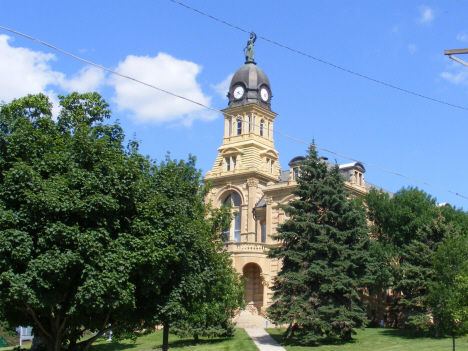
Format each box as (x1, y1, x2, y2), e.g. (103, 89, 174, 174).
(268, 329, 357, 348)
(377, 328, 443, 340)
(92, 337, 234, 351)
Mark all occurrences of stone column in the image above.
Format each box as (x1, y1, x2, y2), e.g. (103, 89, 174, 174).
(278, 211, 285, 226)
(247, 178, 259, 233)
(262, 275, 270, 308)
(224, 117, 229, 137)
(265, 196, 273, 244)
(240, 204, 248, 241)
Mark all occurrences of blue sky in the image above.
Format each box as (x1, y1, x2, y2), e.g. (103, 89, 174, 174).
(1, 1, 468, 208)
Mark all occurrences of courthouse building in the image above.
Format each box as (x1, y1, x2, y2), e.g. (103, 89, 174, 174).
(204, 57, 381, 315)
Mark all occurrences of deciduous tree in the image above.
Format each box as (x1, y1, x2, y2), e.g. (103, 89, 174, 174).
(0, 93, 238, 351)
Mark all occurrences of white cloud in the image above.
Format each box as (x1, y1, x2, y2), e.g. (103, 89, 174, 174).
(109, 53, 215, 126)
(440, 70, 468, 85)
(408, 44, 417, 54)
(0, 36, 216, 127)
(418, 6, 434, 24)
(0, 34, 63, 102)
(457, 32, 468, 43)
(211, 73, 233, 100)
(58, 66, 106, 93)
(0, 35, 106, 118)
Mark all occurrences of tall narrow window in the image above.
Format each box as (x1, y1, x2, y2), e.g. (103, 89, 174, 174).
(359, 173, 362, 186)
(266, 158, 269, 171)
(234, 211, 241, 242)
(271, 160, 274, 174)
(260, 119, 264, 137)
(228, 119, 231, 136)
(232, 156, 237, 170)
(237, 119, 242, 135)
(261, 221, 266, 243)
(223, 192, 242, 242)
(293, 167, 299, 180)
(225, 158, 230, 171)
(248, 116, 251, 133)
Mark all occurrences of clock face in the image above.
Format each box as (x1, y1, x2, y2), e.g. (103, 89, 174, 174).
(260, 88, 269, 102)
(233, 86, 244, 100)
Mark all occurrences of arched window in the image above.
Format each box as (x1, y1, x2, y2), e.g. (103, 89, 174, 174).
(260, 119, 264, 137)
(223, 191, 242, 242)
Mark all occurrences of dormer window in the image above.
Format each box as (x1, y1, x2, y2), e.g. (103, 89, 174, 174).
(350, 170, 364, 186)
(293, 167, 299, 180)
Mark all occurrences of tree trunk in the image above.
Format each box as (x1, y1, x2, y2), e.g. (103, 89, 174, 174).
(194, 333, 199, 343)
(162, 323, 169, 351)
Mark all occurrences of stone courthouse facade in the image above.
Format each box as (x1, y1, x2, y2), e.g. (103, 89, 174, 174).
(204, 57, 381, 316)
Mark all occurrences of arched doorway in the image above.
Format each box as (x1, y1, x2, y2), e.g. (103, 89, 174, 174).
(243, 263, 264, 310)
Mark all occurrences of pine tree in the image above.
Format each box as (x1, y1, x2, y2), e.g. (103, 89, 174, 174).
(267, 144, 371, 345)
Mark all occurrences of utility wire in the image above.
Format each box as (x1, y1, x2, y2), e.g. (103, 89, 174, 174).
(169, 0, 468, 113)
(0, 25, 467, 201)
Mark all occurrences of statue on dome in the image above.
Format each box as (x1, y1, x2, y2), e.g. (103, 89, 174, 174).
(244, 32, 257, 63)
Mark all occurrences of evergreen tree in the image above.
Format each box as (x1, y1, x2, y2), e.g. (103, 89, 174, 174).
(267, 144, 371, 345)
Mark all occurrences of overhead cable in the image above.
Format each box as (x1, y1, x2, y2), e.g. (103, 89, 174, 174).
(169, 0, 468, 113)
(0, 25, 466, 201)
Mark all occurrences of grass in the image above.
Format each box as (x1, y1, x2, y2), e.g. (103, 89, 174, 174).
(0, 329, 258, 351)
(267, 327, 468, 350)
(3, 328, 468, 350)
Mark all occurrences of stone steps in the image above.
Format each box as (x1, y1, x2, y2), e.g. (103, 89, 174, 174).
(233, 310, 276, 329)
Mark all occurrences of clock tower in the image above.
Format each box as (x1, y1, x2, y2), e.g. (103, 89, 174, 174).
(204, 44, 282, 313)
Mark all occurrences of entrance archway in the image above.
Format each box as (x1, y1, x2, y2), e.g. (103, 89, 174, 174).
(243, 263, 264, 309)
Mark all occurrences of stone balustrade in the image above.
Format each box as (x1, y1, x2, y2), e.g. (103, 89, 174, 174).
(224, 242, 268, 253)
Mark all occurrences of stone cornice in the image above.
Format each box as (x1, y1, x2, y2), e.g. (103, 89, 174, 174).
(221, 103, 278, 120)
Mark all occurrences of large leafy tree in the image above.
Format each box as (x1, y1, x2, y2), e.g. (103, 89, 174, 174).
(366, 188, 468, 329)
(267, 144, 371, 345)
(169, 245, 244, 342)
(429, 233, 468, 351)
(0, 93, 238, 351)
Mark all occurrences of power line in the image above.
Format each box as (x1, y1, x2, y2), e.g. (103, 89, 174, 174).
(0, 25, 467, 201)
(169, 0, 468, 113)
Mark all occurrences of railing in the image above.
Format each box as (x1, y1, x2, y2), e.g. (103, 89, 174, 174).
(225, 242, 268, 253)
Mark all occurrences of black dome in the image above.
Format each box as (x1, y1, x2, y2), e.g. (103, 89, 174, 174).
(227, 62, 272, 111)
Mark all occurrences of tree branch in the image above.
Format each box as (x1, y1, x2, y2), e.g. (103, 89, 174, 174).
(17, 304, 53, 340)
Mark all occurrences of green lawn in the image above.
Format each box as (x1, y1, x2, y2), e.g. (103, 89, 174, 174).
(4, 328, 468, 350)
(0, 329, 258, 351)
(267, 327, 468, 350)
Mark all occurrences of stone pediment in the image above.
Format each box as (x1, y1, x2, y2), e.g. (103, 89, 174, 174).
(259, 149, 279, 159)
(220, 147, 243, 157)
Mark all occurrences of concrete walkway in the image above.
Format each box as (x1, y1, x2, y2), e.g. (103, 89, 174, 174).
(245, 328, 286, 351)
